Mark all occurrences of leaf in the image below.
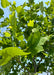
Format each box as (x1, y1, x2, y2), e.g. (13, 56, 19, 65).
(27, 32, 40, 48)
(35, 45, 44, 53)
(32, 26, 40, 32)
(27, 20, 34, 27)
(4, 32, 11, 37)
(38, 36, 50, 46)
(45, 1, 50, 5)
(16, 6, 24, 14)
(39, 1, 44, 13)
(0, 47, 30, 66)
(9, 11, 15, 24)
(23, 2, 27, 8)
(0, 40, 3, 45)
(42, 52, 48, 57)
(13, 1, 16, 5)
(34, 72, 38, 75)
(27, 30, 41, 55)
(27, 29, 50, 55)
(17, 35, 24, 41)
(0, 8, 4, 18)
(35, 36, 50, 53)
(7, 26, 12, 29)
(28, 0, 34, 4)
(51, 0, 54, 6)
(9, 11, 17, 36)
(1, 0, 10, 8)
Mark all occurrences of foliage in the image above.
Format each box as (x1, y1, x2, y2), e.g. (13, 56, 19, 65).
(0, 0, 54, 75)
(0, 47, 30, 66)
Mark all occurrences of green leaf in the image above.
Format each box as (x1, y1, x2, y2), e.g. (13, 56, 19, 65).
(9, 11, 16, 24)
(32, 26, 40, 32)
(45, 1, 50, 5)
(35, 36, 50, 53)
(0, 40, 3, 44)
(13, 1, 16, 5)
(23, 2, 27, 8)
(39, 1, 44, 13)
(0, 47, 30, 66)
(17, 35, 24, 41)
(9, 11, 17, 36)
(42, 52, 48, 57)
(38, 36, 50, 46)
(16, 6, 24, 14)
(1, 0, 10, 8)
(16, 6, 22, 13)
(35, 45, 44, 53)
(0, 8, 4, 18)
(34, 72, 38, 75)
(28, 0, 34, 4)
(27, 20, 34, 27)
(4, 32, 11, 37)
(7, 26, 12, 29)
(27, 29, 50, 55)
(27, 32, 40, 48)
(27, 30, 41, 55)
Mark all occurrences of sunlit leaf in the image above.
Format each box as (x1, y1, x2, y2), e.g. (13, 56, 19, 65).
(4, 32, 11, 37)
(13, 1, 16, 5)
(45, 1, 50, 5)
(27, 20, 34, 27)
(1, 0, 10, 8)
(16, 6, 24, 14)
(0, 47, 30, 66)
(7, 26, 12, 29)
(38, 36, 50, 46)
(42, 52, 48, 57)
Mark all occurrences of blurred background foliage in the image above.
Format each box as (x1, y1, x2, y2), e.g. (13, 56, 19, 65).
(0, 0, 54, 75)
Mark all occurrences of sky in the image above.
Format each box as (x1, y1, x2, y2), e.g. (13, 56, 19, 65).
(0, 0, 51, 75)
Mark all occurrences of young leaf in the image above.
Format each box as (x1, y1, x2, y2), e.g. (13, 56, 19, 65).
(27, 20, 34, 27)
